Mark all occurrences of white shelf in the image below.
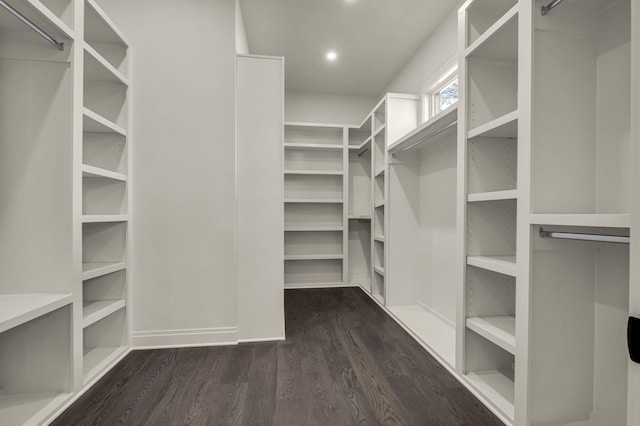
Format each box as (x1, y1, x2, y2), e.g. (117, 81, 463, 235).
(82, 215, 128, 223)
(284, 199, 343, 204)
(83, 346, 128, 384)
(465, 4, 518, 61)
(0, 294, 73, 334)
(284, 254, 344, 261)
(375, 168, 385, 177)
(374, 266, 385, 276)
(284, 170, 344, 176)
(83, 300, 126, 328)
(285, 226, 343, 232)
(83, 108, 127, 136)
(466, 316, 516, 354)
(349, 215, 371, 220)
(85, 0, 130, 47)
(467, 255, 516, 277)
(82, 165, 127, 181)
(468, 189, 518, 203)
(348, 136, 372, 150)
(84, 44, 129, 86)
(389, 305, 456, 366)
(374, 235, 385, 242)
(529, 214, 630, 229)
(82, 262, 126, 281)
(374, 123, 387, 137)
(388, 104, 458, 153)
(2, 0, 75, 40)
(0, 392, 71, 426)
(468, 110, 518, 139)
(284, 143, 343, 150)
(374, 201, 385, 208)
(465, 371, 514, 421)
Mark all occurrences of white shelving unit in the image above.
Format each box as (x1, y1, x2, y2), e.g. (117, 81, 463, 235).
(459, 0, 519, 422)
(284, 123, 348, 288)
(0, 1, 131, 423)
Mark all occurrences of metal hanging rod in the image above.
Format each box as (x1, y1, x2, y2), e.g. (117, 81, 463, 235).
(391, 120, 457, 159)
(0, 0, 64, 51)
(539, 228, 630, 244)
(357, 147, 369, 157)
(541, 0, 565, 16)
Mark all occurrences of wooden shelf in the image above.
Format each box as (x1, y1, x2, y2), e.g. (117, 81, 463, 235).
(465, 371, 514, 421)
(82, 262, 126, 281)
(529, 214, 630, 229)
(82, 215, 128, 223)
(0, 294, 73, 334)
(284, 143, 343, 150)
(85, 0, 130, 47)
(0, 392, 71, 426)
(83, 346, 128, 384)
(84, 45, 129, 86)
(82, 165, 127, 181)
(468, 110, 518, 140)
(284, 170, 343, 176)
(83, 300, 126, 328)
(284, 199, 343, 204)
(285, 226, 343, 232)
(465, 4, 518, 62)
(284, 254, 344, 261)
(468, 189, 518, 203)
(388, 104, 458, 154)
(466, 316, 516, 354)
(374, 266, 385, 276)
(467, 256, 516, 277)
(83, 108, 127, 136)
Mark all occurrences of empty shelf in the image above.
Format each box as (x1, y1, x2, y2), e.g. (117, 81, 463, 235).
(465, 371, 514, 421)
(374, 235, 385, 243)
(0, 392, 71, 426)
(375, 168, 385, 177)
(84, 45, 128, 86)
(374, 123, 386, 137)
(468, 189, 518, 203)
(466, 316, 516, 354)
(83, 346, 128, 383)
(85, 0, 130, 47)
(529, 214, 630, 228)
(83, 108, 127, 136)
(374, 266, 385, 276)
(82, 215, 128, 223)
(0, 294, 73, 334)
(82, 262, 126, 280)
(284, 170, 343, 175)
(284, 254, 344, 261)
(465, 4, 518, 62)
(467, 256, 516, 277)
(349, 215, 371, 220)
(82, 165, 127, 181)
(284, 143, 343, 150)
(83, 300, 126, 328)
(284, 199, 343, 204)
(468, 110, 518, 139)
(285, 226, 343, 232)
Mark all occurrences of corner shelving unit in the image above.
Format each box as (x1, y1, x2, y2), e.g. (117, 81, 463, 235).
(459, 0, 519, 422)
(283, 123, 348, 288)
(80, 0, 130, 387)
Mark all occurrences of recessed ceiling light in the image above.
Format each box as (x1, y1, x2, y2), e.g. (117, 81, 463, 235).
(327, 51, 337, 61)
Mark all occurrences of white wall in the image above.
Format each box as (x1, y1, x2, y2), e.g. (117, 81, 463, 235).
(381, 3, 461, 97)
(99, 0, 239, 347)
(285, 91, 376, 125)
(236, 0, 249, 54)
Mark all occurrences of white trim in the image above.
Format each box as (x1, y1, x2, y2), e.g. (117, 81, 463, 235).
(131, 327, 238, 349)
(238, 336, 286, 343)
(284, 283, 359, 289)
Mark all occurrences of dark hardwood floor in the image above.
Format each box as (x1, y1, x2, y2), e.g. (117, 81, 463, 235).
(52, 288, 503, 425)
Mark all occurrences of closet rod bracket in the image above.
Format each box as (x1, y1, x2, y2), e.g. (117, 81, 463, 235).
(541, 0, 565, 16)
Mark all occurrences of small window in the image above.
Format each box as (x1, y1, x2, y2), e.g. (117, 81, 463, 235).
(423, 64, 458, 121)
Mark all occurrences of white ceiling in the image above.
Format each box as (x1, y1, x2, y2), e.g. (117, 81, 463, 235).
(239, 0, 458, 97)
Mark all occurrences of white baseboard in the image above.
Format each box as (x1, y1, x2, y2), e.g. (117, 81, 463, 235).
(238, 336, 285, 343)
(131, 327, 238, 349)
(284, 283, 358, 289)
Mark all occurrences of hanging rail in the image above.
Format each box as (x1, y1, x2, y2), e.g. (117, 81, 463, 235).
(539, 228, 630, 244)
(391, 120, 457, 159)
(541, 0, 565, 16)
(357, 147, 369, 157)
(0, 0, 65, 50)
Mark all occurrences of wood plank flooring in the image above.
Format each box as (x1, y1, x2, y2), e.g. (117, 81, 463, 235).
(52, 288, 503, 425)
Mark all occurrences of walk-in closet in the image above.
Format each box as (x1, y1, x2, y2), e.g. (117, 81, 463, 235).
(1, 0, 638, 425)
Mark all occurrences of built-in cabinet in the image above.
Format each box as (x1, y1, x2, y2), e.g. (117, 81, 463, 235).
(0, 1, 130, 424)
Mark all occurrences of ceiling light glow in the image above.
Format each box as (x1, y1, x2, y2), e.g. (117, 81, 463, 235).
(327, 51, 337, 61)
